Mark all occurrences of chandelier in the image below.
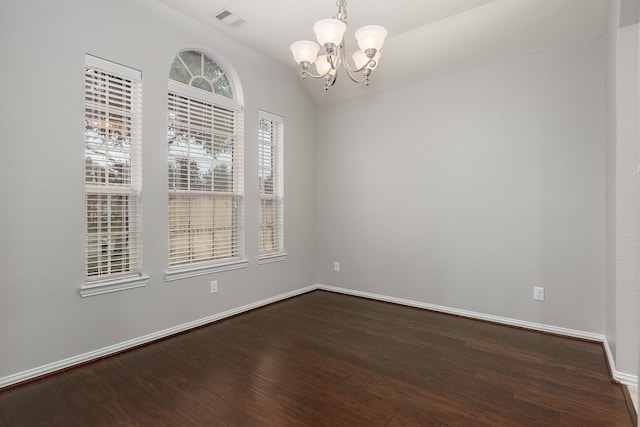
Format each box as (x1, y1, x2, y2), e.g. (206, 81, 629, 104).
(290, 0, 387, 90)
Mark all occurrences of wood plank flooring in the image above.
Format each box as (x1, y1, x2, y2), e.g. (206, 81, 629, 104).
(0, 290, 634, 426)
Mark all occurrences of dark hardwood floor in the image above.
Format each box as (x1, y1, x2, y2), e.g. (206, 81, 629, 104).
(0, 290, 634, 426)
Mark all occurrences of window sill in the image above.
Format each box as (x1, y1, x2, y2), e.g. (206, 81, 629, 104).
(257, 252, 288, 265)
(80, 275, 150, 298)
(164, 259, 249, 282)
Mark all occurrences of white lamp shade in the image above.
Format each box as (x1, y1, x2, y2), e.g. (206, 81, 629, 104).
(290, 40, 320, 64)
(315, 55, 334, 75)
(352, 50, 381, 69)
(313, 18, 347, 46)
(355, 25, 388, 51)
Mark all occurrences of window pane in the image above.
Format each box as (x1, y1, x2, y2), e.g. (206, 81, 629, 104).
(191, 76, 212, 92)
(258, 113, 284, 256)
(204, 56, 224, 81)
(169, 58, 191, 85)
(169, 51, 233, 99)
(167, 51, 242, 268)
(85, 193, 132, 277)
(213, 75, 233, 98)
(84, 55, 141, 281)
(180, 50, 202, 78)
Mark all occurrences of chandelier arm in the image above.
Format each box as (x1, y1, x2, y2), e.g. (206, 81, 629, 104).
(343, 58, 377, 74)
(337, 41, 374, 83)
(298, 60, 336, 80)
(327, 52, 339, 71)
(343, 67, 368, 84)
(324, 71, 338, 90)
(342, 46, 379, 73)
(301, 69, 334, 79)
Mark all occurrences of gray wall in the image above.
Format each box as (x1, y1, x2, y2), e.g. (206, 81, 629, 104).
(1, 0, 638, 385)
(0, 0, 317, 379)
(610, 0, 640, 379)
(605, 0, 620, 372)
(317, 37, 606, 333)
(620, 0, 640, 27)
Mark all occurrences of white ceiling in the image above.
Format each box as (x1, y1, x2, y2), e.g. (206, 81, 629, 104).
(156, 0, 608, 105)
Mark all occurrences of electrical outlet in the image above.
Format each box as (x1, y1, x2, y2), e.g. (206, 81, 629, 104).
(334, 262, 340, 272)
(533, 286, 544, 301)
(210, 280, 218, 294)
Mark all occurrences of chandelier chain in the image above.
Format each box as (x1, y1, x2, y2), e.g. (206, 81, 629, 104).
(335, 0, 348, 23)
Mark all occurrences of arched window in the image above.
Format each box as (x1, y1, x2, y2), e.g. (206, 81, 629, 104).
(169, 50, 234, 98)
(166, 50, 246, 279)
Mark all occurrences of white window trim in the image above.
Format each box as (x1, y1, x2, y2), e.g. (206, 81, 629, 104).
(258, 110, 286, 262)
(257, 252, 288, 265)
(166, 56, 246, 278)
(164, 259, 248, 282)
(83, 54, 146, 297)
(80, 275, 150, 298)
(169, 80, 239, 111)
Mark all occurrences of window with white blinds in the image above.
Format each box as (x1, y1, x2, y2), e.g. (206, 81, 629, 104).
(166, 50, 246, 279)
(82, 55, 148, 297)
(258, 111, 286, 264)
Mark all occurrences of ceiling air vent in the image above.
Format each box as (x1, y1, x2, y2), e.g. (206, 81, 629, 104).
(213, 9, 246, 28)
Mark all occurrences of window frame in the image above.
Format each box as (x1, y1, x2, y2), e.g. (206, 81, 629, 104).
(81, 54, 149, 297)
(164, 57, 247, 282)
(257, 111, 287, 264)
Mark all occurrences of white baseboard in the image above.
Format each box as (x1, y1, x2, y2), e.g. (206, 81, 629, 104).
(602, 338, 639, 386)
(318, 284, 638, 387)
(0, 285, 317, 389)
(2, 284, 636, 389)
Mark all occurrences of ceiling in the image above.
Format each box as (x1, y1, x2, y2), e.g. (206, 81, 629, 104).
(155, 0, 609, 105)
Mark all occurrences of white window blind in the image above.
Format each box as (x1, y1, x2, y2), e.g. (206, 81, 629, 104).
(84, 55, 143, 285)
(167, 82, 244, 271)
(258, 111, 285, 262)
